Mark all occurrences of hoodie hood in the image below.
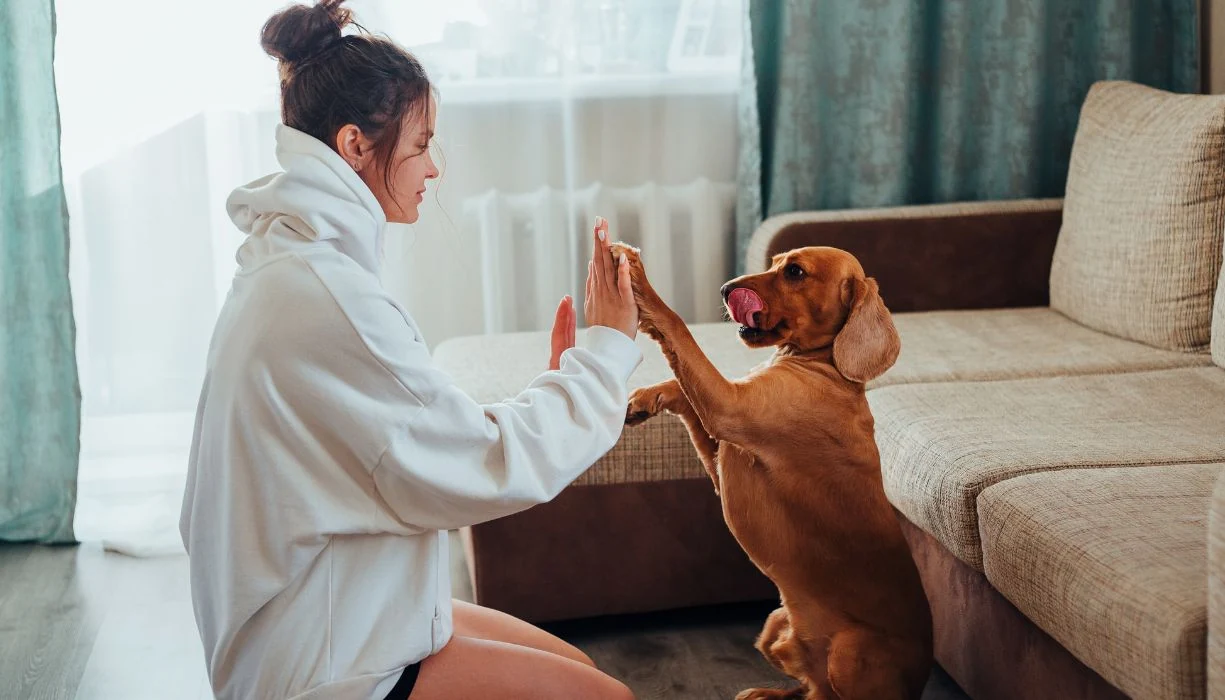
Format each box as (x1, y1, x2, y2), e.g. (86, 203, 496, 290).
(227, 124, 387, 277)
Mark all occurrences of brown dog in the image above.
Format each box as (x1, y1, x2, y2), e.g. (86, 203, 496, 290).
(613, 243, 932, 700)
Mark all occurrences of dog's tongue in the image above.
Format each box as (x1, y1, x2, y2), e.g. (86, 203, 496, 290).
(727, 288, 764, 329)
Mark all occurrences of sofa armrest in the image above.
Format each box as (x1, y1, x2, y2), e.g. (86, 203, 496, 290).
(744, 198, 1064, 313)
(1210, 473, 1225, 699)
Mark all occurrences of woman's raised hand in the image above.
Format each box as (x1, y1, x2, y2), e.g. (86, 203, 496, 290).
(547, 295, 576, 371)
(583, 217, 638, 340)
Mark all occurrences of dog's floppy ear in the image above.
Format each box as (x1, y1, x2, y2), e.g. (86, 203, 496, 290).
(832, 277, 900, 384)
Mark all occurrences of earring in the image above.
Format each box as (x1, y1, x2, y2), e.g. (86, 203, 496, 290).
(350, 161, 360, 172)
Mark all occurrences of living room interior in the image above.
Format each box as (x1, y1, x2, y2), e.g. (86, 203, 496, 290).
(6, 0, 1225, 698)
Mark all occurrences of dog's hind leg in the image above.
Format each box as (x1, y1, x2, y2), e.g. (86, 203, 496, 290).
(825, 627, 924, 700)
(755, 607, 793, 674)
(756, 611, 836, 700)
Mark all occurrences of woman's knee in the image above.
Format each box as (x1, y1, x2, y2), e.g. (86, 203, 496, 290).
(451, 599, 596, 668)
(559, 644, 597, 668)
(602, 677, 635, 700)
(519, 647, 627, 699)
(412, 635, 632, 700)
(567, 669, 634, 700)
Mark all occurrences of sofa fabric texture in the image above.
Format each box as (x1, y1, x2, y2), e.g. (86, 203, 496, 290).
(980, 465, 1225, 700)
(1049, 81, 1225, 352)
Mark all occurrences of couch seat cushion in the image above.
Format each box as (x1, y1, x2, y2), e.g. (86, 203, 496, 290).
(1049, 80, 1225, 352)
(1214, 242, 1225, 368)
(979, 464, 1224, 700)
(880, 307, 1211, 388)
(1208, 473, 1225, 695)
(871, 367, 1225, 569)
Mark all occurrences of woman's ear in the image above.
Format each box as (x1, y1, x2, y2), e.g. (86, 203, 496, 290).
(832, 277, 900, 384)
(334, 124, 373, 172)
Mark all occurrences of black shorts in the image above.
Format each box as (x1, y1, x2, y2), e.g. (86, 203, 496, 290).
(382, 661, 422, 699)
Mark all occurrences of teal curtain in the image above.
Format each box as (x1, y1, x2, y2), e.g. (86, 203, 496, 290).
(736, 0, 1200, 271)
(1, 0, 81, 542)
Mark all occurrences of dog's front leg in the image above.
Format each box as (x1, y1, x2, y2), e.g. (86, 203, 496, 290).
(611, 244, 751, 445)
(652, 318, 749, 446)
(627, 379, 721, 494)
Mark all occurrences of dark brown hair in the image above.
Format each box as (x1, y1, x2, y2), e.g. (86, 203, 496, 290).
(260, 0, 432, 193)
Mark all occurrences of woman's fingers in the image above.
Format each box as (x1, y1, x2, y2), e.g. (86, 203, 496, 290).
(590, 218, 606, 292)
(548, 296, 571, 371)
(594, 217, 615, 293)
(587, 215, 636, 334)
(585, 260, 594, 310)
(566, 295, 576, 349)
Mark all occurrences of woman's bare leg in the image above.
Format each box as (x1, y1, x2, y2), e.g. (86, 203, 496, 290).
(451, 599, 594, 667)
(408, 635, 634, 700)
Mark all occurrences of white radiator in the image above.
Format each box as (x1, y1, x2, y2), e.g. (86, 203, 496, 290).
(464, 179, 737, 334)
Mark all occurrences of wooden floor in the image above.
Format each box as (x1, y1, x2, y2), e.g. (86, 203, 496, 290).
(0, 539, 969, 700)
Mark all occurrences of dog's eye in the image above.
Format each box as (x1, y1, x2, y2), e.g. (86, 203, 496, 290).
(784, 263, 806, 280)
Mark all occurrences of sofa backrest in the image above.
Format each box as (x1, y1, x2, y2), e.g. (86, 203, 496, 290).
(1050, 81, 1225, 353)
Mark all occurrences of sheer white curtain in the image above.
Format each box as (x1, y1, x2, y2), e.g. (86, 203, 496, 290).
(56, 0, 742, 555)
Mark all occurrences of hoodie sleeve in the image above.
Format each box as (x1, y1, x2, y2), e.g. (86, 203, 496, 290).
(319, 270, 643, 532)
(372, 325, 641, 531)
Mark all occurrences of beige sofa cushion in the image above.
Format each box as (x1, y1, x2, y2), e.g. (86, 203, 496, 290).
(435, 313, 1217, 485)
(1049, 81, 1225, 352)
(980, 465, 1223, 700)
(871, 367, 1225, 569)
(880, 307, 1212, 388)
(1209, 473, 1225, 700)
(1215, 248, 1225, 368)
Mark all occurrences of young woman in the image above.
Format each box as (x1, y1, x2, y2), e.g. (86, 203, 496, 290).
(179, 2, 639, 698)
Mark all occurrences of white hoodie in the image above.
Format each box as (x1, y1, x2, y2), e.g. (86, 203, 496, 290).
(180, 124, 642, 700)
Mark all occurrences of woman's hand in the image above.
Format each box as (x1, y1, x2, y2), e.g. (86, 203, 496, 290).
(548, 295, 576, 370)
(583, 217, 638, 340)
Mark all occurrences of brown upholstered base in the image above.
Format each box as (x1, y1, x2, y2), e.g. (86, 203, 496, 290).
(460, 478, 777, 623)
(897, 513, 1127, 700)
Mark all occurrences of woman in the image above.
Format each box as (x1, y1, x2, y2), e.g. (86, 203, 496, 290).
(179, 2, 639, 699)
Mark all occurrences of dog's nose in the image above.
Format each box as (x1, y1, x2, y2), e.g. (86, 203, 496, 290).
(720, 282, 733, 301)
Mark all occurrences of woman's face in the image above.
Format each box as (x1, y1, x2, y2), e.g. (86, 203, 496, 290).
(343, 97, 439, 225)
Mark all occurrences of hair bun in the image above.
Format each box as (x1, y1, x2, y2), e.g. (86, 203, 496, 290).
(261, 0, 353, 65)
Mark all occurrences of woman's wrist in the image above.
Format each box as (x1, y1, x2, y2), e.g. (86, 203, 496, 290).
(583, 326, 643, 383)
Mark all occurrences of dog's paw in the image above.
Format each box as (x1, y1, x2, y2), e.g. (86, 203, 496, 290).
(607, 241, 677, 343)
(625, 386, 662, 426)
(608, 241, 665, 322)
(608, 241, 643, 278)
(625, 382, 680, 426)
(625, 409, 653, 427)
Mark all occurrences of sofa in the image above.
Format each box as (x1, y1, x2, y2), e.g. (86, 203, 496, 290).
(433, 80, 1225, 699)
